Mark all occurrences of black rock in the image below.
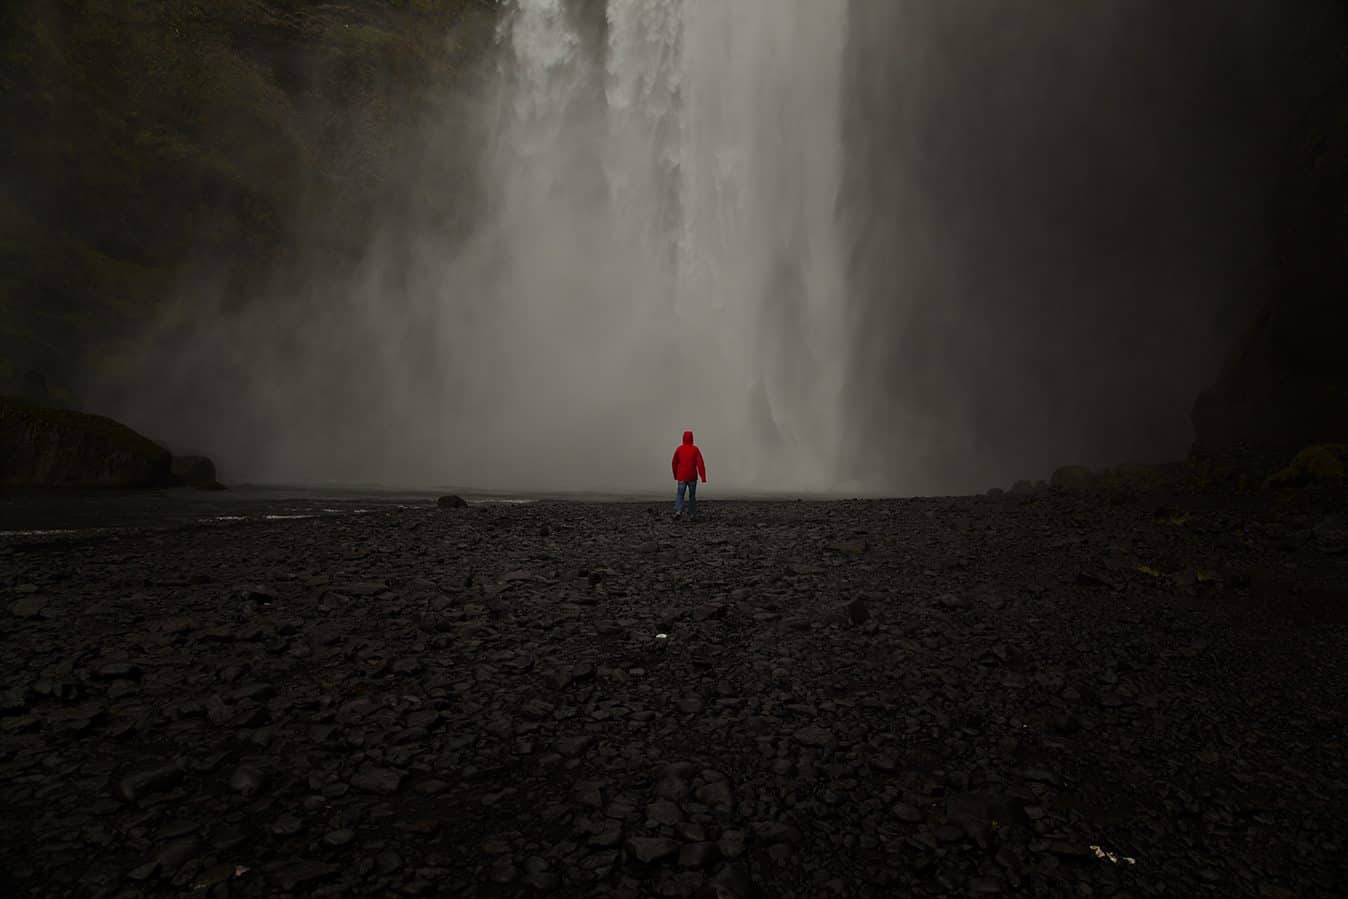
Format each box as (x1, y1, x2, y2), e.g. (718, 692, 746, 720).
(437, 495, 468, 509)
(0, 686, 30, 715)
(11, 594, 49, 618)
(750, 822, 802, 846)
(229, 764, 267, 798)
(556, 735, 595, 757)
(268, 860, 339, 891)
(114, 763, 185, 802)
(680, 841, 721, 868)
(170, 454, 221, 489)
(793, 724, 834, 747)
(154, 837, 201, 872)
(694, 780, 735, 811)
(323, 828, 355, 847)
(627, 836, 680, 864)
(95, 662, 142, 681)
(893, 802, 923, 823)
(271, 815, 304, 836)
(351, 765, 404, 794)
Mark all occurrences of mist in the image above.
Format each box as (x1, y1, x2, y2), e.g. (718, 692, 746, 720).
(91, 0, 1344, 495)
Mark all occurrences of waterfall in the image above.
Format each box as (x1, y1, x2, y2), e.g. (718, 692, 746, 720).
(476, 0, 851, 491)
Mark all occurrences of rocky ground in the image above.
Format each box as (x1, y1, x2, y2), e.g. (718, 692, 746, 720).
(2, 490, 1346, 898)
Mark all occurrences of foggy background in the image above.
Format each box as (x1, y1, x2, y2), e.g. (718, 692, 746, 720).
(88, 0, 1346, 495)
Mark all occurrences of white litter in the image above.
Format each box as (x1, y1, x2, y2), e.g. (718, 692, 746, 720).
(1089, 845, 1136, 865)
(655, 633, 668, 639)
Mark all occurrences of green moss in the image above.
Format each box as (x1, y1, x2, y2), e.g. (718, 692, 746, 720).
(1265, 444, 1348, 489)
(0, 0, 497, 386)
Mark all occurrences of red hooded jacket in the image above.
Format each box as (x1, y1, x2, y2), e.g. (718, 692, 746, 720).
(672, 431, 706, 483)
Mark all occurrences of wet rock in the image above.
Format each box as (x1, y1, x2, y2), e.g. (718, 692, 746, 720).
(676, 822, 707, 842)
(969, 875, 1006, 894)
(1075, 571, 1115, 588)
(114, 763, 185, 802)
(750, 822, 802, 846)
(557, 735, 595, 757)
(935, 823, 965, 843)
(269, 859, 338, 891)
(323, 828, 355, 847)
(1022, 768, 1061, 787)
(351, 765, 404, 794)
(647, 800, 683, 825)
(706, 863, 757, 898)
(717, 831, 746, 859)
(680, 842, 720, 868)
(0, 686, 30, 715)
(154, 837, 201, 872)
(589, 826, 624, 849)
(271, 814, 304, 836)
(229, 764, 267, 798)
(692, 603, 728, 622)
(94, 661, 142, 680)
(893, 802, 923, 823)
(793, 724, 834, 747)
(235, 584, 276, 603)
(522, 870, 561, 892)
(126, 861, 159, 881)
(11, 594, 49, 618)
(627, 836, 680, 864)
(694, 780, 735, 811)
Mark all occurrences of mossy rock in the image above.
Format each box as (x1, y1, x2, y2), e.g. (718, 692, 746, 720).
(1264, 444, 1348, 489)
(0, 396, 170, 487)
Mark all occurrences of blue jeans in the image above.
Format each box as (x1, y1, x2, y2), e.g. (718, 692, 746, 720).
(675, 480, 697, 517)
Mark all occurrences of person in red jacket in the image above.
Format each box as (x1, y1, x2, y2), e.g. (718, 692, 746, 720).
(671, 430, 707, 520)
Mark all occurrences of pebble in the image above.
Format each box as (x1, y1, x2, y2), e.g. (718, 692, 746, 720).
(1, 495, 1340, 898)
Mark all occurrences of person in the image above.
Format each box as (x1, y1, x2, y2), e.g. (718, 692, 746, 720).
(671, 430, 707, 519)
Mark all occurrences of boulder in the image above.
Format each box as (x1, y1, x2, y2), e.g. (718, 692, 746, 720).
(0, 396, 171, 487)
(171, 455, 223, 489)
(1264, 444, 1348, 489)
(436, 494, 468, 509)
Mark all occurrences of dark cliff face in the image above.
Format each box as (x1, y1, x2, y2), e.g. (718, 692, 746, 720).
(0, 396, 171, 487)
(840, 1, 1348, 491)
(1193, 49, 1348, 471)
(0, 0, 494, 402)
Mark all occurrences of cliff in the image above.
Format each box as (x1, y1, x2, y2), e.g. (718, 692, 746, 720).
(0, 396, 170, 486)
(0, 0, 494, 402)
(1192, 22, 1348, 475)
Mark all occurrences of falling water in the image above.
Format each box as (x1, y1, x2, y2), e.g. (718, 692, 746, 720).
(91, 1, 1332, 496)
(476, 0, 851, 492)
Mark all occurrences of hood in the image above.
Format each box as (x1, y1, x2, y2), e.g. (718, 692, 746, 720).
(682, 430, 694, 445)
